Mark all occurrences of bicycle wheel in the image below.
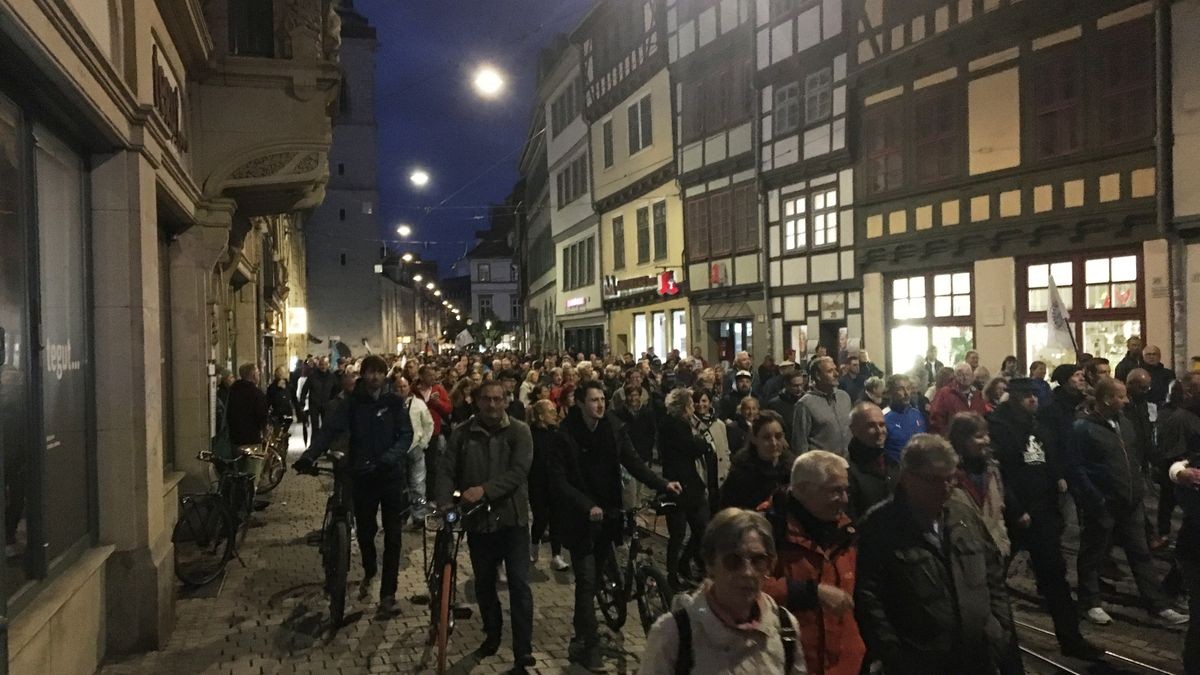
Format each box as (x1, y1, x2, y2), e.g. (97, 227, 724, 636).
(325, 519, 350, 626)
(595, 546, 627, 632)
(635, 565, 673, 635)
(173, 494, 234, 586)
(435, 561, 453, 675)
(257, 446, 286, 494)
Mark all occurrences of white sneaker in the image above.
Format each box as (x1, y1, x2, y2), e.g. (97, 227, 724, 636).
(1157, 608, 1190, 625)
(530, 544, 539, 565)
(1085, 606, 1113, 625)
(498, 566, 507, 584)
(551, 554, 570, 571)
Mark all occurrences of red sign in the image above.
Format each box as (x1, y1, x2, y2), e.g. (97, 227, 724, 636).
(658, 271, 680, 296)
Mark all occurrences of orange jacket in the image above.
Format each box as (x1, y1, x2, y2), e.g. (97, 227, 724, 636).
(760, 492, 865, 675)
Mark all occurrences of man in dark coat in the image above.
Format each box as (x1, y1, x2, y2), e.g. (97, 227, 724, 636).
(612, 384, 657, 464)
(226, 363, 269, 491)
(855, 434, 1018, 675)
(299, 356, 337, 435)
(766, 369, 806, 442)
(990, 379, 1101, 659)
(548, 381, 680, 671)
(1142, 344, 1176, 405)
(1113, 335, 1144, 382)
(846, 403, 897, 521)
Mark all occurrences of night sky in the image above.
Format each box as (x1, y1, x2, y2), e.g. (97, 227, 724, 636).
(356, 0, 593, 278)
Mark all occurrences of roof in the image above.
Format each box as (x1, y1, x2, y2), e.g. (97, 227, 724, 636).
(466, 238, 513, 259)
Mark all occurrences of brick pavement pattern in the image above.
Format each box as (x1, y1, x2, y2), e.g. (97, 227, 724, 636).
(100, 428, 1187, 674)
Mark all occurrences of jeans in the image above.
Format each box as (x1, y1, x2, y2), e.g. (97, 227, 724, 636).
(666, 500, 709, 580)
(406, 445, 428, 517)
(1077, 499, 1167, 611)
(467, 526, 533, 658)
(352, 470, 407, 598)
(568, 534, 616, 647)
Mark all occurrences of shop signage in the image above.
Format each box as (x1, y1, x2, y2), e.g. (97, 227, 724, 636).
(152, 44, 188, 151)
(709, 262, 728, 287)
(603, 270, 683, 300)
(820, 296, 845, 320)
(657, 270, 680, 296)
(565, 296, 588, 309)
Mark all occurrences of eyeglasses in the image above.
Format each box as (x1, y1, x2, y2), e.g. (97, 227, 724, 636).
(720, 551, 772, 573)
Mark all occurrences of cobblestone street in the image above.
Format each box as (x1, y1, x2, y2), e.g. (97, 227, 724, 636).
(97, 428, 1188, 675)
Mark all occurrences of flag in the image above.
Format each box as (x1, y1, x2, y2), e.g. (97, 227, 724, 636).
(1046, 276, 1075, 352)
(454, 329, 474, 348)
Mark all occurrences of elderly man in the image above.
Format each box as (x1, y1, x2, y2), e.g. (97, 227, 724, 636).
(882, 374, 925, 463)
(928, 362, 986, 436)
(855, 434, 1018, 675)
(792, 357, 853, 457)
(846, 403, 897, 521)
(1143, 344, 1176, 405)
(761, 451, 865, 675)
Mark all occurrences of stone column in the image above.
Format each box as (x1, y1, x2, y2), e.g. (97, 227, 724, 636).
(170, 201, 233, 492)
(90, 150, 172, 653)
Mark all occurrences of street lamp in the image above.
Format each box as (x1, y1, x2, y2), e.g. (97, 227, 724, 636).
(434, 290, 442, 297)
(396, 224, 412, 237)
(412, 273, 423, 282)
(409, 169, 430, 187)
(426, 282, 435, 290)
(473, 65, 504, 98)
(401, 252, 414, 262)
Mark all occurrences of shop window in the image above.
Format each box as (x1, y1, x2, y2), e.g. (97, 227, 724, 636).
(633, 314, 649, 357)
(652, 312, 666, 359)
(1019, 253, 1143, 369)
(672, 310, 688, 358)
(889, 271, 974, 374)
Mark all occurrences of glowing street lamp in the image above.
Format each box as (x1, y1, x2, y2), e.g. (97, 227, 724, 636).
(396, 224, 412, 237)
(401, 252, 414, 262)
(412, 273, 424, 282)
(473, 65, 505, 98)
(426, 282, 436, 290)
(409, 169, 430, 187)
(434, 290, 442, 297)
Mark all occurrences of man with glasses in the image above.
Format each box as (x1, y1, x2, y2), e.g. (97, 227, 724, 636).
(1142, 344, 1176, 405)
(855, 434, 1018, 674)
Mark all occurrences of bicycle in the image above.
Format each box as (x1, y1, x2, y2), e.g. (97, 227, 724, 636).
(594, 497, 676, 635)
(418, 493, 490, 675)
(299, 452, 421, 627)
(256, 415, 292, 495)
(172, 446, 262, 586)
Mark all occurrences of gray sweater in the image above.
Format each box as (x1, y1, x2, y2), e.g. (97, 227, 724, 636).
(791, 388, 853, 456)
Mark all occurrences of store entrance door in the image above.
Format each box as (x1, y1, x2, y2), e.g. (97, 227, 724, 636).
(713, 319, 753, 363)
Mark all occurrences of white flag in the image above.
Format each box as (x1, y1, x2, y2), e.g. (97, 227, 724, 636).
(454, 329, 474, 348)
(1046, 276, 1074, 352)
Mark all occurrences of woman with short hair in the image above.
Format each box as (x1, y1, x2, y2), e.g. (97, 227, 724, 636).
(660, 388, 713, 589)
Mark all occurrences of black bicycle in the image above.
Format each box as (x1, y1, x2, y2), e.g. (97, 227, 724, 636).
(310, 449, 353, 625)
(257, 415, 292, 495)
(420, 493, 490, 675)
(594, 497, 676, 635)
(173, 447, 261, 586)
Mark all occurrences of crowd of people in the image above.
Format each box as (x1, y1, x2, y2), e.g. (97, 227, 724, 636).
(213, 335, 1200, 673)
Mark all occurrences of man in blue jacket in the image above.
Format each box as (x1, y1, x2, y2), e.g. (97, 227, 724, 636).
(881, 374, 925, 463)
(295, 355, 413, 614)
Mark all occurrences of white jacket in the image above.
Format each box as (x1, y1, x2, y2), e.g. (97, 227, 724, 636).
(407, 395, 434, 453)
(639, 588, 806, 675)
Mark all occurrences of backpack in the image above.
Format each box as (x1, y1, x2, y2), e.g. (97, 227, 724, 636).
(672, 603, 797, 674)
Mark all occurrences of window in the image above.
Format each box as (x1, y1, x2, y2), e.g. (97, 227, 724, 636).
(1032, 51, 1082, 159)
(889, 272, 974, 374)
(678, 0, 720, 20)
(550, 76, 584, 138)
(511, 297, 522, 320)
(652, 312, 666, 359)
(685, 196, 709, 260)
(733, 184, 757, 253)
(633, 314, 649, 357)
(672, 310, 688, 358)
(773, 83, 801, 135)
(862, 101, 904, 195)
(562, 237, 596, 291)
(682, 60, 753, 144)
(1099, 21, 1154, 145)
(1019, 253, 1143, 370)
(636, 206, 651, 264)
(478, 294, 494, 316)
(686, 183, 756, 261)
(628, 94, 653, 155)
(602, 119, 614, 168)
(709, 189, 732, 256)
(612, 216, 626, 269)
(783, 187, 837, 251)
(804, 68, 833, 125)
(478, 263, 491, 282)
(914, 87, 958, 184)
(229, 0, 274, 56)
(652, 201, 667, 260)
(555, 153, 589, 208)
(511, 263, 518, 280)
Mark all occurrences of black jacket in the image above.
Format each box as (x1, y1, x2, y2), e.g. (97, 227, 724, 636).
(1145, 363, 1176, 404)
(718, 390, 753, 422)
(549, 408, 667, 549)
(1069, 410, 1143, 510)
(300, 381, 413, 478)
(724, 416, 751, 455)
(614, 403, 658, 463)
(1114, 351, 1143, 382)
(766, 392, 800, 441)
(846, 437, 898, 521)
(529, 425, 565, 506)
(300, 369, 337, 410)
(855, 490, 1016, 675)
(719, 447, 795, 511)
(658, 414, 711, 509)
(227, 379, 269, 446)
(988, 401, 1062, 519)
(267, 380, 293, 418)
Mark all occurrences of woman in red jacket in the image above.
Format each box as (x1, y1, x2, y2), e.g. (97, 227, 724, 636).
(761, 450, 865, 675)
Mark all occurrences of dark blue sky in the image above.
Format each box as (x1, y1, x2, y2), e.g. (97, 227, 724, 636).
(356, 0, 592, 278)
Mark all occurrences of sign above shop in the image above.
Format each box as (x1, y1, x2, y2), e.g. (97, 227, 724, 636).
(602, 270, 683, 300)
(710, 262, 728, 288)
(565, 296, 588, 309)
(657, 270, 680, 296)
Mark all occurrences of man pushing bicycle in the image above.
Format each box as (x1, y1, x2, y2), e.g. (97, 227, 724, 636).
(294, 355, 414, 615)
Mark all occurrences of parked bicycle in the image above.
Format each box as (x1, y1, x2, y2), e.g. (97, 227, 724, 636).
(594, 497, 676, 635)
(172, 446, 263, 586)
(417, 492, 490, 675)
(256, 415, 292, 495)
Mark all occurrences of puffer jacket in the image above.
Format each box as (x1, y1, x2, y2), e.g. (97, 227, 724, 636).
(761, 492, 864, 675)
(299, 381, 413, 477)
(854, 490, 1015, 675)
(436, 413, 532, 533)
(638, 588, 806, 675)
